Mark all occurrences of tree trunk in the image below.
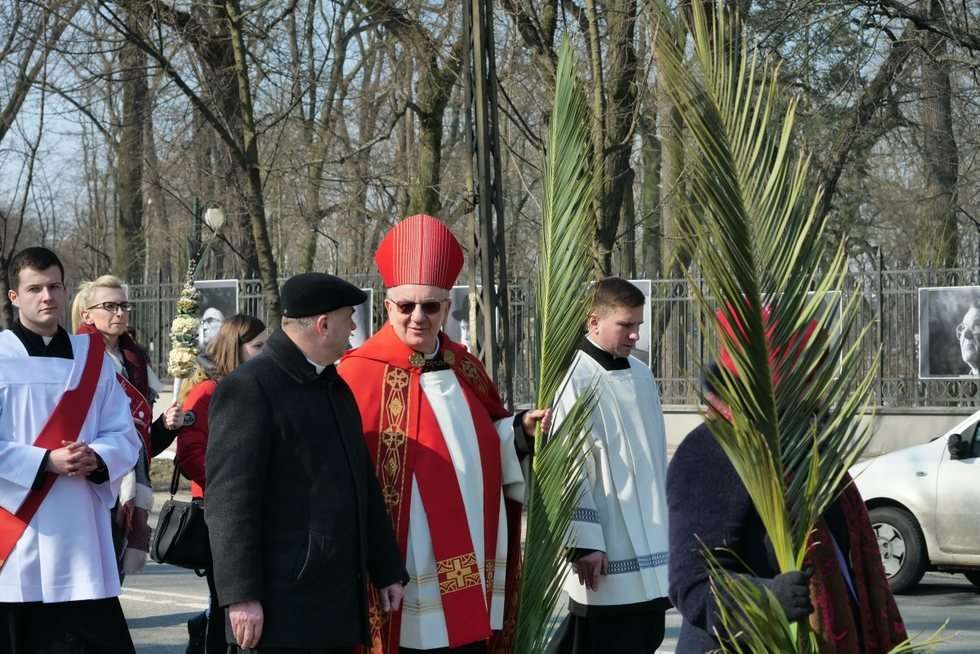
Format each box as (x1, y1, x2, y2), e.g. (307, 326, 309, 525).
(919, 0, 959, 268)
(114, 12, 146, 283)
(143, 83, 170, 282)
(226, 0, 280, 321)
(408, 53, 453, 216)
(595, 0, 640, 275)
(620, 168, 637, 277)
(658, 92, 687, 278)
(639, 109, 662, 278)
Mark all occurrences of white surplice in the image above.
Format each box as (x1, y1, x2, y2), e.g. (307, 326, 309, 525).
(398, 368, 525, 650)
(0, 330, 141, 603)
(555, 346, 670, 606)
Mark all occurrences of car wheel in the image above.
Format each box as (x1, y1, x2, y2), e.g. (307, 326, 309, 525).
(965, 572, 980, 588)
(869, 506, 927, 594)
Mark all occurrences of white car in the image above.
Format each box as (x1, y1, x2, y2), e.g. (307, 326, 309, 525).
(851, 410, 980, 593)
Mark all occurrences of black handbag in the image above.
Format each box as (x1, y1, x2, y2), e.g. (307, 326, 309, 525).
(150, 461, 211, 571)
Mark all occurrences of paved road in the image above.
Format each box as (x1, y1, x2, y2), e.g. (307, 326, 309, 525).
(124, 565, 978, 653)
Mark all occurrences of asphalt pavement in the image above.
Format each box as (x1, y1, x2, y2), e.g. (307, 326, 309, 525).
(123, 563, 980, 653)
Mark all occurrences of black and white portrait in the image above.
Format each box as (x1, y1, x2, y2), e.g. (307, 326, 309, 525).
(445, 285, 474, 351)
(350, 289, 374, 348)
(919, 285, 980, 379)
(194, 279, 239, 350)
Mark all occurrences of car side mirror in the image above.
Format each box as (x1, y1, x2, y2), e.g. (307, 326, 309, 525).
(948, 433, 966, 459)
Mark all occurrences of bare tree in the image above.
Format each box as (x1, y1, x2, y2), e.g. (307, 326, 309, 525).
(96, 0, 285, 320)
(918, 0, 960, 267)
(0, 1, 81, 325)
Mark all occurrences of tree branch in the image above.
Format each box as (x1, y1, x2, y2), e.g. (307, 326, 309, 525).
(870, 0, 980, 50)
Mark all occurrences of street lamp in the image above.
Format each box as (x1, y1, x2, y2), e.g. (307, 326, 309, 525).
(204, 206, 225, 233)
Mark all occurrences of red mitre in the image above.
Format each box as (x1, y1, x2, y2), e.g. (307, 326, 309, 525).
(374, 214, 464, 289)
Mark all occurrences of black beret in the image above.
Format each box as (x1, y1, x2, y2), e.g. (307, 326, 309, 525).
(280, 273, 367, 318)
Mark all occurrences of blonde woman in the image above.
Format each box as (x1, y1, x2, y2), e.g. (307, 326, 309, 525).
(71, 275, 184, 576)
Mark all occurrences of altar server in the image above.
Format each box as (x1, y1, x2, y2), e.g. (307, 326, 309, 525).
(548, 276, 670, 654)
(0, 247, 141, 653)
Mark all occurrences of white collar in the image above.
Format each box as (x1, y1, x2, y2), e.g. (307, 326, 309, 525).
(424, 340, 441, 360)
(305, 356, 326, 375)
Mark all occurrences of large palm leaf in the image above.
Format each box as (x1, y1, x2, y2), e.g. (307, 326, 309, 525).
(513, 38, 598, 653)
(651, 3, 940, 652)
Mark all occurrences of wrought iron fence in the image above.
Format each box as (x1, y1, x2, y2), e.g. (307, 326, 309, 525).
(126, 268, 980, 409)
(645, 268, 980, 408)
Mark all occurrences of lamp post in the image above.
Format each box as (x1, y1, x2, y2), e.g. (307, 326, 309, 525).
(169, 204, 226, 399)
(312, 225, 340, 274)
(204, 206, 225, 233)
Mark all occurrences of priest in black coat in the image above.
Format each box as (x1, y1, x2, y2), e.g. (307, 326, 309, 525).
(205, 273, 408, 653)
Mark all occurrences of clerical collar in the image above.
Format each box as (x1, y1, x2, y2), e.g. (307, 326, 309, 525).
(305, 356, 326, 375)
(579, 336, 630, 371)
(11, 321, 73, 359)
(423, 340, 441, 360)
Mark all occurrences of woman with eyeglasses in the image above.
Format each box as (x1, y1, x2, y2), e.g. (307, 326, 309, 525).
(176, 314, 267, 654)
(70, 275, 186, 580)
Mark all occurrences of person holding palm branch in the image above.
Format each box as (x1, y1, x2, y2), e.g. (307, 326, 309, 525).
(667, 311, 908, 653)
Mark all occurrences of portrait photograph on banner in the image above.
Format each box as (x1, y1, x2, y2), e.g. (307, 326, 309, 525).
(349, 288, 374, 348)
(918, 285, 980, 379)
(193, 279, 239, 350)
(445, 285, 477, 352)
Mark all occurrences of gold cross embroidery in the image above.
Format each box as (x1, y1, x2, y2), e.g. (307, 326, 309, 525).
(436, 553, 481, 594)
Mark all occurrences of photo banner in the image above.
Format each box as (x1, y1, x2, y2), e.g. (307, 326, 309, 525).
(918, 285, 980, 379)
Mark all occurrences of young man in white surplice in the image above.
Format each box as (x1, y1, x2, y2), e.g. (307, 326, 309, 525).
(0, 247, 141, 653)
(548, 276, 671, 654)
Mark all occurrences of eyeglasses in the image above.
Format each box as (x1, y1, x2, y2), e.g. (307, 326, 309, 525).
(87, 301, 133, 314)
(386, 298, 448, 315)
(956, 323, 980, 342)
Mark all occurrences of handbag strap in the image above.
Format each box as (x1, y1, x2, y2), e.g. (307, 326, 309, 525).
(169, 460, 182, 497)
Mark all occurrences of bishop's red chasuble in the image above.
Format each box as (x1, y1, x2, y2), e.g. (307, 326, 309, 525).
(339, 325, 524, 653)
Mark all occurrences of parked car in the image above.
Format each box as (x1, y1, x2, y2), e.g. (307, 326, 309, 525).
(851, 410, 980, 593)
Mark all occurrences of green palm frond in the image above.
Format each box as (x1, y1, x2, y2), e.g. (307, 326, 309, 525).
(653, 4, 941, 652)
(514, 38, 598, 653)
(535, 41, 598, 409)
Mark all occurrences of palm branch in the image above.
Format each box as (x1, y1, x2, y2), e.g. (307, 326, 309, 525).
(652, 3, 943, 651)
(513, 38, 598, 653)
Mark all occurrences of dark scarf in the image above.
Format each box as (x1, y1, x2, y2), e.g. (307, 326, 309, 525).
(75, 323, 150, 399)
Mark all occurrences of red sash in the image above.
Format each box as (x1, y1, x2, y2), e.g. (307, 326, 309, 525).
(0, 334, 105, 568)
(116, 373, 152, 454)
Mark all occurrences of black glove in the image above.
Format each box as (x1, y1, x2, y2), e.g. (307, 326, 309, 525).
(766, 569, 814, 622)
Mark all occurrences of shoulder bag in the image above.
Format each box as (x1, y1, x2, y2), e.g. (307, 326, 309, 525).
(150, 461, 211, 572)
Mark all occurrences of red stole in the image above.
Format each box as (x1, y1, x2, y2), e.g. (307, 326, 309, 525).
(340, 325, 522, 653)
(0, 334, 105, 568)
(74, 324, 152, 454)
